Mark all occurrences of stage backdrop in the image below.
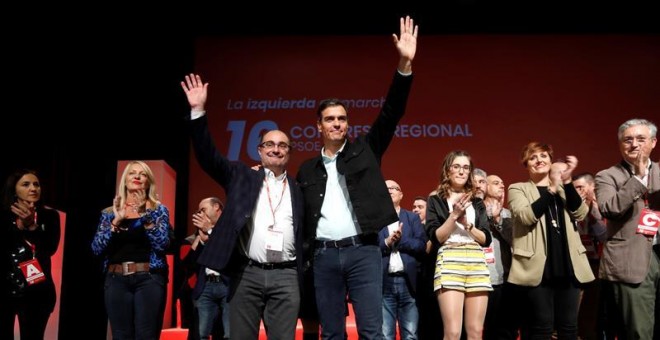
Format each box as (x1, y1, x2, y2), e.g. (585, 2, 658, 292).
(186, 35, 660, 234)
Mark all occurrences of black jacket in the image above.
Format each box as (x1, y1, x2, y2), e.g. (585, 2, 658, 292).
(297, 71, 413, 257)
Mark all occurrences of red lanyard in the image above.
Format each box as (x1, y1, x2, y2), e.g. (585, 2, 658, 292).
(264, 176, 287, 225)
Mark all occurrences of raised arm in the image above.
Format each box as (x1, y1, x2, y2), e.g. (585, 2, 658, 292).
(181, 74, 237, 187)
(392, 16, 418, 74)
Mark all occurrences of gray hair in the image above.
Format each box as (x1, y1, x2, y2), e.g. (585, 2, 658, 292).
(473, 168, 487, 178)
(618, 119, 657, 140)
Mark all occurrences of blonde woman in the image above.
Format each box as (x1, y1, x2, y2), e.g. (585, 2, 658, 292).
(92, 161, 172, 339)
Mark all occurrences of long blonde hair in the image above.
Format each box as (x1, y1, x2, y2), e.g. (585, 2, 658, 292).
(117, 161, 158, 209)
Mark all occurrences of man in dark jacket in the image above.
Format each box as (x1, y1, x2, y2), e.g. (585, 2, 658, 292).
(296, 16, 418, 339)
(182, 74, 305, 340)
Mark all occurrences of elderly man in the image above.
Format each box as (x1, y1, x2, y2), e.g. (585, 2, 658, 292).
(596, 118, 659, 339)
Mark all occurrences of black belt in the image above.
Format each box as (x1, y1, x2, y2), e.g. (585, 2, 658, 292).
(206, 275, 223, 283)
(316, 235, 364, 248)
(388, 272, 406, 277)
(247, 259, 296, 270)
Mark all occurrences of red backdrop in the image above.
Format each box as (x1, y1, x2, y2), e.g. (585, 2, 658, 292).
(186, 35, 660, 233)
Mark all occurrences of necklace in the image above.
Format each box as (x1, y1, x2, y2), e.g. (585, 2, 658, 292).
(547, 196, 560, 234)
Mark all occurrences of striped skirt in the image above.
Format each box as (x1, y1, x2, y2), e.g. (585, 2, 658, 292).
(433, 243, 492, 293)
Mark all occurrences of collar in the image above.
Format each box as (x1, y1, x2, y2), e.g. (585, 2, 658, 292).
(264, 168, 287, 181)
(321, 139, 348, 162)
(622, 159, 652, 176)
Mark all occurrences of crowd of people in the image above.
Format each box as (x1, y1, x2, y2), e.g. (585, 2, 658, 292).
(2, 15, 658, 340)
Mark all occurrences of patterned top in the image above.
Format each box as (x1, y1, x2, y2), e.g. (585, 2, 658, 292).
(91, 203, 171, 271)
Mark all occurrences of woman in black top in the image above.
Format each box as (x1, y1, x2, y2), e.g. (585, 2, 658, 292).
(0, 169, 61, 340)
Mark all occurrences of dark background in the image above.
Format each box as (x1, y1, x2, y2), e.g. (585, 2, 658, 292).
(3, 4, 658, 338)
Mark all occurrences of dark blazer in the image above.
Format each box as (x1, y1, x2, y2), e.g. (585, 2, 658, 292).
(425, 195, 492, 249)
(378, 208, 427, 295)
(596, 161, 660, 284)
(191, 116, 305, 289)
(297, 71, 413, 256)
(1, 206, 60, 311)
(189, 242, 229, 300)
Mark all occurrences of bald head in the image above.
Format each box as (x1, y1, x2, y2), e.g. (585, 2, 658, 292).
(385, 179, 403, 208)
(257, 130, 291, 176)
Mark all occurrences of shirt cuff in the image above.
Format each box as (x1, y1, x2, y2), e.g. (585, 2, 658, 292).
(397, 69, 412, 77)
(191, 110, 206, 120)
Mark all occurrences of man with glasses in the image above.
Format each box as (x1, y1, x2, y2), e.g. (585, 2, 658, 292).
(596, 118, 659, 339)
(181, 74, 304, 339)
(296, 16, 418, 339)
(379, 180, 426, 340)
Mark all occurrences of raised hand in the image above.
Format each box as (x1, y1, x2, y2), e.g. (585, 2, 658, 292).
(561, 155, 579, 183)
(633, 147, 651, 178)
(112, 195, 127, 232)
(392, 16, 418, 73)
(181, 73, 209, 111)
(387, 222, 403, 247)
(11, 200, 36, 230)
(192, 211, 213, 234)
(451, 192, 473, 226)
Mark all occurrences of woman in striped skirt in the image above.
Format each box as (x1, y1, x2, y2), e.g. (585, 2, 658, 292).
(426, 150, 492, 340)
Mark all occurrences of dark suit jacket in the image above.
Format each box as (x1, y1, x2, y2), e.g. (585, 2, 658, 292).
(191, 116, 305, 290)
(596, 160, 660, 284)
(189, 242, 229, 300)
(378, 208, 427, 295)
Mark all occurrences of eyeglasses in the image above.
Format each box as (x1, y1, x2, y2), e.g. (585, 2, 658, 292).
(259, 141, 291, 151)
(621, 136, 653, 145)
(450, 164, 471, 172)
(387, 186, 401, 192)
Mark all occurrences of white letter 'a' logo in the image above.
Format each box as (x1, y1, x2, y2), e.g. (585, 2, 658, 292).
(26, 264, 42, 277)
(642, 212, 660, 226)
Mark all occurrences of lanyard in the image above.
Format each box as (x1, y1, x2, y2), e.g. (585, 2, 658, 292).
(264, 176, 287, 226)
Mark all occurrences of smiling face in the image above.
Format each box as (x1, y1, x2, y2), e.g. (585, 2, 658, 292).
(15, 174, 41, 204)
(258, 130, 291, 173)
(619, 124, 657, 164)
(125, 163, 150, 192)
(317, 106, 348, 146)
(525, 151, 552, 177)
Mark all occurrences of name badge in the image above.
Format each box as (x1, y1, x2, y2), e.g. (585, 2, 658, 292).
(19, 258, 46, 285)
(265, 228, 284, 252)
(483, 246, 495, 264)
(636, 209, 660, 236)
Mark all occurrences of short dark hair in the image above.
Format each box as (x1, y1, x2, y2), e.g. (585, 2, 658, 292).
(316, 98, 347, 120)
(572, 172, 595, 184)
(413, 196, 427, 202)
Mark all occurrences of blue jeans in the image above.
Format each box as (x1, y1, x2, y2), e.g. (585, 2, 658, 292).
(104, 271, 167, 340)
(314, 243, 383, 340)
(195, 280, 230, 339)
(382, 275, 418, 340)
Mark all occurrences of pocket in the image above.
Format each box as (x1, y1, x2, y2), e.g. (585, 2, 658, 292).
(513, 248, 533, 258)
